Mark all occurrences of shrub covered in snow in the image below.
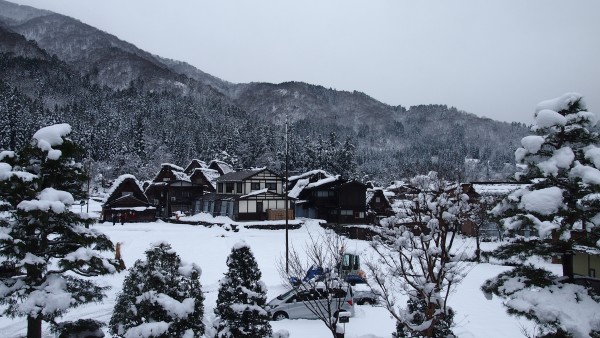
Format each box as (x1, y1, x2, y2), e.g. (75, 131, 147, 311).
(213, 241, 272, 338)
(0, 124, 120, 338)
(109, 242, 204, 338)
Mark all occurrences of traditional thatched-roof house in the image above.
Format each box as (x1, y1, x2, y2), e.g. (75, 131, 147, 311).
(145, 163, 205, 218)
(102, 174, 155, 223)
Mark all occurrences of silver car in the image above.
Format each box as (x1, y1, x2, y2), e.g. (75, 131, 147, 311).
(267, 287, 355, 321)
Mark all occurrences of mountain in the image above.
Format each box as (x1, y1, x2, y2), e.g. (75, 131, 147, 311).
(0, 0, 529, 184)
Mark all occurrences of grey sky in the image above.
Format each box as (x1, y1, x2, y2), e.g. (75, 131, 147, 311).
(9, 0, 600, 124)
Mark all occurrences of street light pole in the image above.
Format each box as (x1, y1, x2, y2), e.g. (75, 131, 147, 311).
(285, 114, 289, 274)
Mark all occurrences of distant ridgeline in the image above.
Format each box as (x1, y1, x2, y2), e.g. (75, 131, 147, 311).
(0, 0, 528, 184)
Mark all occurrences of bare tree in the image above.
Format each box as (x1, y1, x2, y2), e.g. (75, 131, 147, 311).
(364, 172, 471, 338)
(276, 231, 353, 338)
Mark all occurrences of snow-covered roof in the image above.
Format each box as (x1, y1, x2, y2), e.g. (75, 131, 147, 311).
(161, 163, 185, 172)
(192, 168, 220, 189)
(366, 188, 391, 205)
(172, 171, 191, 182)
(288, 178, 309, 199)
(241, 188, 268, 199)
(184, 159, 207, 173)
(471, 183, 528, 196)
(209, 160, 234, 174)
(305, 175, 341, 189)
(217, 168, 265, 182)
(106, 174, 143, 201)
(288, 169, 331, 182)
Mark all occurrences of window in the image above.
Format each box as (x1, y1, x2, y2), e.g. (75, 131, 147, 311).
(340, 210, 353, 216)
(316, 190, 334, 197)
(236, 183, 243, 194)
(590, 268, 596, 278)
(182, 191, 190, 198)
(375, 197, 381, 203)
(217, 183, 223, 193)
(225, 183, 234, 193)
(163, 177, 170, 182)
(251, 182, 260, 190)
(266, 182, 277, 191)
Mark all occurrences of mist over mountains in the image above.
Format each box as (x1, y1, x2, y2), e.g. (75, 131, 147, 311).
(0, 0, 528, 185)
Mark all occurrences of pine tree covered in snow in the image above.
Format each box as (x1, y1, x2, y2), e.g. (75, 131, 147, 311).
(393, 296, 455, 338)
(0, 124, 120, 338)
(213, 241, 271, 338)
(493, 93, 600, 243)
(485, 93, 600, 337)
(109, 242, 204, 338)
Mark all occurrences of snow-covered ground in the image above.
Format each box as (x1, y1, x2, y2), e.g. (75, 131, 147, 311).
(0, 200, 559, 337)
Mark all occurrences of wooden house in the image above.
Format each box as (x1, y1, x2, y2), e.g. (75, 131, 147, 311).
(200, 168, 293, 221)
(289, 171, 367, 224)
(145, 163, 205, 218)
(366, 188, 394, 224)
(102, 174, 155, 222)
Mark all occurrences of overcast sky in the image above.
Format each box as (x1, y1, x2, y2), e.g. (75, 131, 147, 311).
(10, 0, 600, 124)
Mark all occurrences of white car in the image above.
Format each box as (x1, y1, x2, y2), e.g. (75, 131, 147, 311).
(267, 287, 355, 321)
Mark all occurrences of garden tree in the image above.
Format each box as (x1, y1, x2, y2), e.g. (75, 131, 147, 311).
(213, 241, 272, 338)
(109, 242, 204, 338)
(484, 93, 600, 337)
(365, 171, 470, 338)
(276, 232, 352, 338)
(0, 124, 120, 338)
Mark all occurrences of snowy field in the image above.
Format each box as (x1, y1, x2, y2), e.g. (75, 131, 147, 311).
(0, 201, 560, 337)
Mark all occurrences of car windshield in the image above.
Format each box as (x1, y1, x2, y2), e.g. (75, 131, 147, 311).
(276, 288, 296, 300)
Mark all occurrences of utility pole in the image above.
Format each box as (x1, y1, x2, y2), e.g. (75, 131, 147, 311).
(285, 114, 289, 274)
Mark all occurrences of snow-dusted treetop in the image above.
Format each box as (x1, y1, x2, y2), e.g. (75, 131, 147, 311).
(232, 240, 250, 250)
(0, 151, 15, 161)
(31, 123, 72, 160)
(535, 92, 586, 114)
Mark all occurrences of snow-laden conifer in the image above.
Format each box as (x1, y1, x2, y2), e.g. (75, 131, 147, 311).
(0, 124, 120, 338)
(213, 241, 272, 338)
(109, 242, 204, 338)
(486, 93, 600, 337)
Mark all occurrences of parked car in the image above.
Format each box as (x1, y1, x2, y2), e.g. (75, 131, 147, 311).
(267, 286, 355, 320)
(352, 283, 380, 305)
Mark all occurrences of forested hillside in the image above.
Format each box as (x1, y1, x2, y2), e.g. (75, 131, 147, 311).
(0, 0, 529, 186)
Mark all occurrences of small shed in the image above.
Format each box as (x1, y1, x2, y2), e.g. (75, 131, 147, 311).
(102, 174, 155, 223)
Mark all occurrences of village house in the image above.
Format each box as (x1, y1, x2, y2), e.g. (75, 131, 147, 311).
(288, 170, 367, 224)
(144, 163, 206, 218)
(200, 168, 293, 221)
(366, 187, 394, 224)
(102, 174, 156, 223)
